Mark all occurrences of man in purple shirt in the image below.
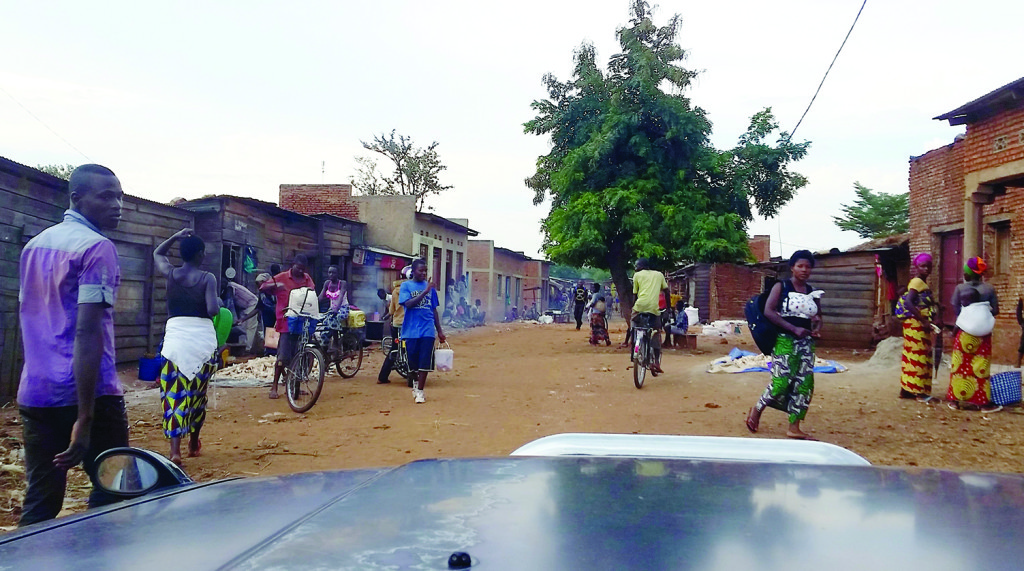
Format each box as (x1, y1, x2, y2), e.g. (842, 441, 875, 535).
(17, 164, 130, 526)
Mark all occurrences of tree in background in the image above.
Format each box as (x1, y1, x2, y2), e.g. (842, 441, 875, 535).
(549, 264, 612, 282)
(524, 1, 809, 314)
(37, 163, 76, 180)
(351, 130, 453, 211)
(832, 182, 909, 239)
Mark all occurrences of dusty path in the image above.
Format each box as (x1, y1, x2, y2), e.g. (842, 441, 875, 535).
(4, 320, 1024, 528)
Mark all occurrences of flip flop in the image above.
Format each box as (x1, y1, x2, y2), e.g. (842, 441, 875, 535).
(946, 401, 960, 411)
(916, 396, 939, 404)
(745, 407, 759, 433)
(786, 432, 817, 441)
(982, 405, 1004, 413)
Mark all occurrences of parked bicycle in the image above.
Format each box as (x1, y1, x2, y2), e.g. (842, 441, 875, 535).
(285, 316, 325, 413)
(316, 318, 363, 378)
(284, 314, 365, 413)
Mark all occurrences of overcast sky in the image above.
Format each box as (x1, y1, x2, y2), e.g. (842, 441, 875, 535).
(3, 1, 1022, 259)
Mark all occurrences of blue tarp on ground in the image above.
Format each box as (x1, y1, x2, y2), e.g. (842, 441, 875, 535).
(708, 348, 847, 374)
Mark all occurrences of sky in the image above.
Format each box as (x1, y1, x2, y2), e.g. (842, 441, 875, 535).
(3, 1, 1023, 260)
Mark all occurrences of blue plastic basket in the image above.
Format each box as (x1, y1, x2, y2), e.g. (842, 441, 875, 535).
(990, 371, 1022, 406)
(287, 315, 318, 336)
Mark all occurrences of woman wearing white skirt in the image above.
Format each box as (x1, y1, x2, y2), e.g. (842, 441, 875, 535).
(154, 229, 219, 465)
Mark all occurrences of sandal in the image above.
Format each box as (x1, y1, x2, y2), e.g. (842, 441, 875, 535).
(786, 432, 817, 441)
(745, 407, 759, 433)
(982, 405, 1004, 413)
(916, 396, 939, 404)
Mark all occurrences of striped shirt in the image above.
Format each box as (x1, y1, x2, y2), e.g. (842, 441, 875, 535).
(18, 210, 122, 407)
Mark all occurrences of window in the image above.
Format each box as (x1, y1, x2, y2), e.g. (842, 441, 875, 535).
(419, 243, 429, 260)
(994, 223, 1011, 275)
(497, 274, 503, 298)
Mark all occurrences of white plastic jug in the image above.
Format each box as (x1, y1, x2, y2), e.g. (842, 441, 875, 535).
(287, 287, 320, 318)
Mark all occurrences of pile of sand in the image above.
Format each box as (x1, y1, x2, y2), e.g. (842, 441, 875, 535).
(865, 336, 903, 369)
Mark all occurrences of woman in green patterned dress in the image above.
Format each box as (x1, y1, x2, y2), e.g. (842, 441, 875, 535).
(746, 250, 823, 440)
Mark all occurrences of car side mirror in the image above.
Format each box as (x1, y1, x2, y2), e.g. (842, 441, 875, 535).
(89, 448, 193, 498)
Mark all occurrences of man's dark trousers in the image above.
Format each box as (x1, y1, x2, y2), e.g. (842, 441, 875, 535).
(574, 302, 586, 330)
(19, 395, 129, 527)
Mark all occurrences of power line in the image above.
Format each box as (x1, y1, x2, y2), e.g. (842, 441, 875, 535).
(788, 0, 868, 139)
(0, 82, 92, 162)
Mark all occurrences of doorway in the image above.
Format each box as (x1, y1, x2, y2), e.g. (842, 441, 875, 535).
(938, 231, 963, 327)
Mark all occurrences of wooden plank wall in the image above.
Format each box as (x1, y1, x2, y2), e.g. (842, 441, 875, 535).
(110, 200, 195, 363)
(0, 165, 64, 401)
(0, 160, 193, 401)
(812, 252, 877, 348)
(219, 199, 320, 286)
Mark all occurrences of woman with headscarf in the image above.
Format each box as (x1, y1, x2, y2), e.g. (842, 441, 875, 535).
(947, 256, 1000, 412)
(746, 250, 824, 439)
(897, 253, 938, 402)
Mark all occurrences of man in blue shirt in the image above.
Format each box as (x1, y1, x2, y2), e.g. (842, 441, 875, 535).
(399, 259, 447, 403)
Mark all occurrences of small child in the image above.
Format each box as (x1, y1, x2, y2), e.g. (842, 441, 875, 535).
(589, 295, 611, 346)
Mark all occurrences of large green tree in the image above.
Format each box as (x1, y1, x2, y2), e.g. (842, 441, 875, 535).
(525, 1, 809, 313)
(832, 182, 909, 239)
(351, 130, 452, 211)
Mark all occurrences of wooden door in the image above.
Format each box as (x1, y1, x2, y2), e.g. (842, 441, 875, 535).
(938, 232, 963, 327)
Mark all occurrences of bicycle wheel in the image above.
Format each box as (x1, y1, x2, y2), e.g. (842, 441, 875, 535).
(287, 346, 325, 413)
(633, 332, 647, 389)
(335, 331, 363, 378)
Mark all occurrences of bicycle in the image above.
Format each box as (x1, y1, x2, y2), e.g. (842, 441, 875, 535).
(631, 313, 660, 389)
(381, 336, 411, 385)
(315, 319, 363, 378)
(285, 316, 325, 413)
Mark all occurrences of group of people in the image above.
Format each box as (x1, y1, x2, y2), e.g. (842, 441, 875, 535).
(898, 253, 1011, 413)
(743, 247, 1021, 442)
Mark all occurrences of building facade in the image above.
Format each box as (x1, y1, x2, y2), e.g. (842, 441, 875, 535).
(279, 184, 476, 309)
(909, 77, 1024, 363)
(466, 240, 550, 322)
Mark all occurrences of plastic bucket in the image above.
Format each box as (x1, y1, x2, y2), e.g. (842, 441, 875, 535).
(138, 356, 165, 381)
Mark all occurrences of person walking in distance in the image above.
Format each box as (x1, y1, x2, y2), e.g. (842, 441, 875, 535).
(259, 254, 315, 400)
(573, 280, 589, 330)
(400, 259, 446, 403)
(16, 164, 130, 526)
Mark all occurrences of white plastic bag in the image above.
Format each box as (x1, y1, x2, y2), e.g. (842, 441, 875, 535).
(435, 342, 454, 372)
(956, 301, 995, 337)
(287, 287, 320, 318)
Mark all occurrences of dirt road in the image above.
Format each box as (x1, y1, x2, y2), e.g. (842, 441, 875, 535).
(4, 320, 1024, 528)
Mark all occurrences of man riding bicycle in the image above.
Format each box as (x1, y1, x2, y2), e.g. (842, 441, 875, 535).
(632, 258, 671, 375)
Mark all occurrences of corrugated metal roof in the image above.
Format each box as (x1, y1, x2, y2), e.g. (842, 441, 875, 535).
(934, 76, 1024, 126)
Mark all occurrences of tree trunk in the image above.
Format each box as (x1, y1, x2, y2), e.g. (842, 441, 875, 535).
(610, 265, 633, 321)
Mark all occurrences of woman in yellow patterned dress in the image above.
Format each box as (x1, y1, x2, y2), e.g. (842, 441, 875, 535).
(946, 257, 1000, 412)
(898, 253, 937, 402)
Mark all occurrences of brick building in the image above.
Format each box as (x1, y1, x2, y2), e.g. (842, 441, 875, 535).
(909, 76, 1024, 362)
(466, 240, 550, 322)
